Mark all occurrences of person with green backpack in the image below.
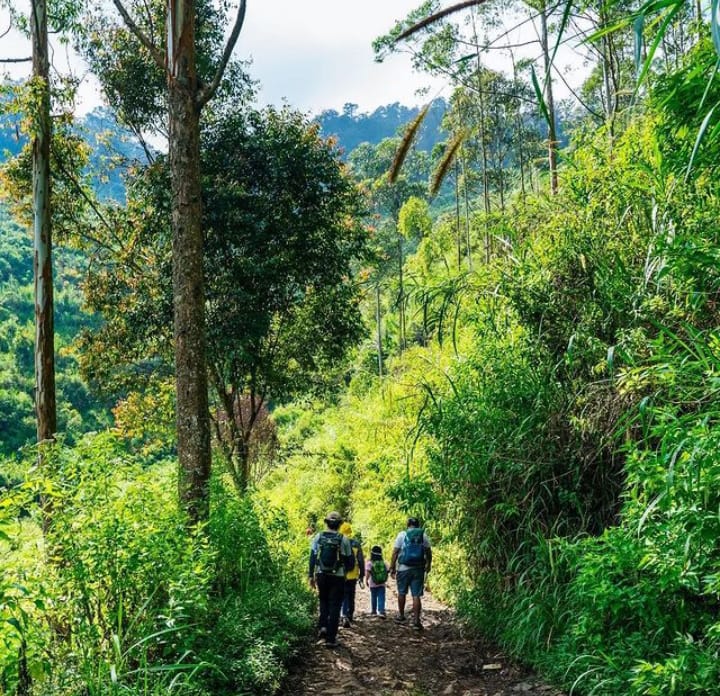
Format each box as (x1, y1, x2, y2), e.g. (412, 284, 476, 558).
(365, 545, 390, 618)
(389, 517, 432, 630)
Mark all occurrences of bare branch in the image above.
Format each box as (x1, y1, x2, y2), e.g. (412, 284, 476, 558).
(197, 0, 246, 107)
(111, 0, 164, 71)
(395, 0, 490, 44)
(0, 56, 31, 63)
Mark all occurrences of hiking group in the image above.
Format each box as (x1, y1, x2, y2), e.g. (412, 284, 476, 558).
(308, 511, 432, 648)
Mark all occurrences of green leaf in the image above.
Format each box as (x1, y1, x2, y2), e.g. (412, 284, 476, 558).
(607, 345, 615, 375)
(633, 14, 644, 78)
(531, 65, 551, 128)
(6, 617, 22, 634)
(685, 102, 719, 182)
(712, 0, 720, 59)
(548, 0, 573, 84)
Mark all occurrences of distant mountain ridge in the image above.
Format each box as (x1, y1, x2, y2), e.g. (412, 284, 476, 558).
(315, 98, 447, 156)
(0, 99, 447, 198)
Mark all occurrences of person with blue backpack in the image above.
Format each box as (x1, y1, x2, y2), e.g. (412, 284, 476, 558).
(308, 511, 354, 648)
(389, 517, 432, 630)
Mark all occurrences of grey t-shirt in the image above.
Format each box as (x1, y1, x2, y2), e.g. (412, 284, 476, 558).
(393, 529, 431, 572)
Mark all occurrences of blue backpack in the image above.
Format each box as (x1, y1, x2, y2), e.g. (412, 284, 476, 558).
(400, 527, 425, 567)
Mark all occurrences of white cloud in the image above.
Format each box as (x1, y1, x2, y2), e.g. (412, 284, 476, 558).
(2, 0, 443, 115)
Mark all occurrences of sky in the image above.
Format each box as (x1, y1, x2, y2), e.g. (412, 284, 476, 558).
(0, 0, 448, 117)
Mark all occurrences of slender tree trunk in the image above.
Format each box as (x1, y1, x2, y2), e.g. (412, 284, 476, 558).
(470, 9, 492, 261)
(32, 0, 56, 536)
(397, 230, 406, 351)
(511, 52, 527, 200)
(376, 283, 384, 377)
(599, 4, 617, 138)
(455, 159, 462, 270)
(461, 150, 473, 271)
(167, 2, 210, 524)
(539, 2, 559, 195)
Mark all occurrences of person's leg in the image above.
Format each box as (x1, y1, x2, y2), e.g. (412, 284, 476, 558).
(347, 579, 357, 621)
(326, 575, 344, 644)
(317, 574, 329, 635)
(409, 568, 425, 627)
(412, 595, 422, 624)
(370, 586, 378, 614)
(341, 580, 350, 619)
(395, 570, 410, 620)
(378, 585, 386, 616)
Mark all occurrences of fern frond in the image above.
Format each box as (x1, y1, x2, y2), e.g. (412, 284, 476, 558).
(429, 132, 465, 199)
(389, 103, 430, 184)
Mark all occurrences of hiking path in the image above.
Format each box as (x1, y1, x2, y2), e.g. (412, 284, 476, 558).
(284, 584, 566, 695)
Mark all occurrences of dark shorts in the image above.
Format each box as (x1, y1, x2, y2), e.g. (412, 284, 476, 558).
(396, 567, 425, 597)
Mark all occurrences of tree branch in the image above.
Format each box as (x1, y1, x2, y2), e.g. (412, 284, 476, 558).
(111, 0, 164, 71)
(0, 57, 31, 63)
(395, 0, 489, 44)
(197, 0, 246, 107)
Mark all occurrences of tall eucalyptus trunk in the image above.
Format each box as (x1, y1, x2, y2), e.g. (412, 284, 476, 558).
(111, 0, 247, 520)
(166, 1, 210, 523)
(31, 0, 57, 474)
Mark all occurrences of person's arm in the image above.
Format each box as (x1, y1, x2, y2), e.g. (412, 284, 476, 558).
(425, 547, 432, 574)
(357, 546, 365, 586)
(390, 547, 400, 577)
(308, 537, 318, 588)
(365, 561, 372, 584)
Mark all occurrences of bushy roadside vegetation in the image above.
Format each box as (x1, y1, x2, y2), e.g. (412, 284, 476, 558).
(0, 432, 313, 695)
(262, 42, 720, 694)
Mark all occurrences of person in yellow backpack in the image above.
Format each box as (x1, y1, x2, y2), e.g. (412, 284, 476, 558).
(339, 522, 364, 627)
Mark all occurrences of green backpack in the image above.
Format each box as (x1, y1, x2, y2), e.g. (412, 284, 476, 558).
(369, 559, 388, 584)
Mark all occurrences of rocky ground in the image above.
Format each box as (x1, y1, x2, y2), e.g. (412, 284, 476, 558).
(284, 585, 565, 695)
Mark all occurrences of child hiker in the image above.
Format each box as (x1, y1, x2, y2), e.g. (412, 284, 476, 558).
(365, 545, 389, 618)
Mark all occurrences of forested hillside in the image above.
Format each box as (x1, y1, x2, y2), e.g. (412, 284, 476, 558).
(2, 1, 720, 695)
(315, 99, 447, 155)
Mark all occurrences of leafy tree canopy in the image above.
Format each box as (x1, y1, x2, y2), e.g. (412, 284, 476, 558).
(80, 105, 370, 491)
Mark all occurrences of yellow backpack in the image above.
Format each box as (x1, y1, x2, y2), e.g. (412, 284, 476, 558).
(345, 539, 361, 580)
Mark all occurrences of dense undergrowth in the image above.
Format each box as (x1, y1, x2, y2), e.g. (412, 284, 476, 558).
(0, 432, 313, 695)
(262, 41, 720, 695)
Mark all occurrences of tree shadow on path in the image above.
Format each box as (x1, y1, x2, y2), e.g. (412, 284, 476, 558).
(285, 584, 566, 695)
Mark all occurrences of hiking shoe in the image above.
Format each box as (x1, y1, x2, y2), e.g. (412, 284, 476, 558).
(412, 621, 424, 631)
(325, 639, 341, 649)
(342, 617, 351, 628)
(378, 612, 387, 619)
(394, 614, 407, 623)
(318, 627, 327, 638)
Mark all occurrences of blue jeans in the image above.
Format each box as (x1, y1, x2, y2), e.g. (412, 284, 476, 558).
(370, 585, 386, 614)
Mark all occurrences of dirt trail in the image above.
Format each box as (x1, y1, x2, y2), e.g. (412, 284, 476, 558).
(285, 585, 565, 695)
